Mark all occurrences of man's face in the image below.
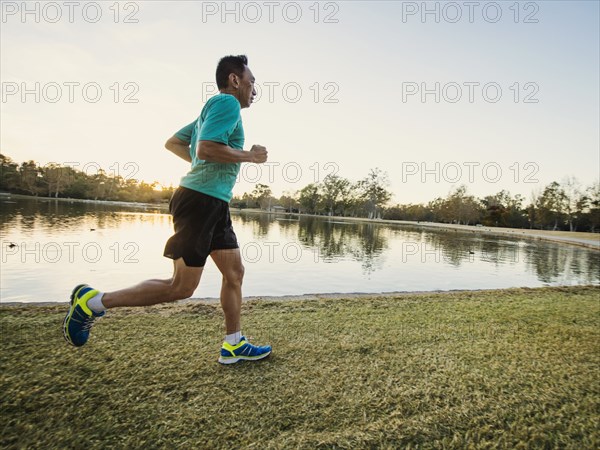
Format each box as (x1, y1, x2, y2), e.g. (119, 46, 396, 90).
(234, 66, 256, 109)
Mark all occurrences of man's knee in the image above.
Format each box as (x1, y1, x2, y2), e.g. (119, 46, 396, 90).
(169, 284, 196, 301)
(169, 275, 199, 301)
(168, 260, 202, 301)
(224, 264, 244, 287)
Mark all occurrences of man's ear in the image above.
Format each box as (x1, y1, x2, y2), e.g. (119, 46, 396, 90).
(229, 73, 239, 88)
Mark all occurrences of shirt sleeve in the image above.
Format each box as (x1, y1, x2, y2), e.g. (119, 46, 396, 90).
(174, 121, 196, 142)
(198, 96, 241, 145)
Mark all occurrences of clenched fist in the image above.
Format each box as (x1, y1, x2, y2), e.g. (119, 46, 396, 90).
(249, 144, 268, 164)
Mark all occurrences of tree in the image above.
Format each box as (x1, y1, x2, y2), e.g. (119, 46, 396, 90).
(19, 161, 43, 195)
(41, 163, 77, 198)
(321, 174, 351, 216)
(585, 182, 600, 233)
(241, 192, 255, 208)
(481, 191, 508, 226)
(0, 154, 20, 191)
(481, 190, 527, 228)
(440, 185, 482, 225)
(252, 183, 272, 210)
(63, 171, 88, 198)
(279, 190, 299, 212)
(89, 169, 109, 201)
(115, 178, 139, 202)
(536, 181, 567, 230)
(562, 176, 586, 231)
(506, 193, 527, 228)
(298, 183, 321, 214)
(356, 168, 392, 219)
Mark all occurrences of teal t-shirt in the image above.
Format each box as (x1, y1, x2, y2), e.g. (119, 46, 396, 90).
(176, 94, 244, 202)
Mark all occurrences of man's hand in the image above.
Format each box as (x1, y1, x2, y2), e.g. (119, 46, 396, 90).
(249, 145, 268, 164)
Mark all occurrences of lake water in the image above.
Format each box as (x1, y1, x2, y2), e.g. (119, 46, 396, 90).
(1, 196, 598, 303)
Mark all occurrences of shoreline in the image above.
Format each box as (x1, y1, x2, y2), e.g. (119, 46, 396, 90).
(0, 191, 168, 210)
(3, 192, 598, 250)
(2, 285, 598, 307)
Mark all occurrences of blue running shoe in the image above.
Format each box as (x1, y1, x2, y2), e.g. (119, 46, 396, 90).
(63, 284, 104, 347)
(218, 336, 272, 364)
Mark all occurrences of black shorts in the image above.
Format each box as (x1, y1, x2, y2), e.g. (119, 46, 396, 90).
(163, 186, 238, 267)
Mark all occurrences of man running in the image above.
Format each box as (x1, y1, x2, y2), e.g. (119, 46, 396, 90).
(63, 55, 272, 364)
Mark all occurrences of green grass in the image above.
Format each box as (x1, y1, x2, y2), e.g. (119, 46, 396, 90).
(1, 286, 599, 449)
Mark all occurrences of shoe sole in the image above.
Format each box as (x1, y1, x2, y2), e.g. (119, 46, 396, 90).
(63, 284, 87, 346)
(218, 350, 272, 365)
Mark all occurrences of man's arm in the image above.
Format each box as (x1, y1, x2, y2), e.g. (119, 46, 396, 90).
(197, 140, 268, 164)
(165, 136, 192, 163)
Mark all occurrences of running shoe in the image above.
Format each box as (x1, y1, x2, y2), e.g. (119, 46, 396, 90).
(63, 284, 104, 347)
(218, 336, 271, 364)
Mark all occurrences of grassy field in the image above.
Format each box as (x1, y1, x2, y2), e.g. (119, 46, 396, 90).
(1, 286, 599, 449)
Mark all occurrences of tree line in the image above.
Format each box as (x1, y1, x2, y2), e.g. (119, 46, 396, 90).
(0, 154, 174, 203)
(2, 153, 598, 232)
(233, 168, 392, 220)
(233, 172, 599, 233)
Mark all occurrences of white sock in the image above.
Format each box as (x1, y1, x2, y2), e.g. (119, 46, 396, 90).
(87, 292, 106, 313)
(225, 331, 242, 345)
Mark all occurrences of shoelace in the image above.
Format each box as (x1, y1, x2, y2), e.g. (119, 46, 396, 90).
(81, 316, 98, 331)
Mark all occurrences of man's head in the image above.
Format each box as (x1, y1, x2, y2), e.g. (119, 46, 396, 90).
(216, 54, 256, 109)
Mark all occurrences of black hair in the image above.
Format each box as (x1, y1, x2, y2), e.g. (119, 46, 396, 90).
(216, 55, 248, 89)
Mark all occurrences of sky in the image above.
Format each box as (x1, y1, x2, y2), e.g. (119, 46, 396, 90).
(1, 0, 599, 204)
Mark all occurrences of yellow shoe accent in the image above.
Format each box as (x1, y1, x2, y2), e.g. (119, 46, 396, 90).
(73, 285, 99, 316)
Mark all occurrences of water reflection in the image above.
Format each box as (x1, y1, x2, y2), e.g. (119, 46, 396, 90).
(237, 214, 390, 274)
(523, 243, 600, 285)
(1, 197, 167, 236)
(236, 211, 273, 238)
(232, 213, 599, 283)
(1, 196, 598, 302)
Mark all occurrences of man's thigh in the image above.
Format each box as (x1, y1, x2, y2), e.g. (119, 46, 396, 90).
(210, 248, 244, 277)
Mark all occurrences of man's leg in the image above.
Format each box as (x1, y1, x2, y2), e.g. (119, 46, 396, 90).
(210, 249, 243, 334)
(63, 257, 202, 347)
(211, 248, 271, 364)
(102, 257, 203, 308)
